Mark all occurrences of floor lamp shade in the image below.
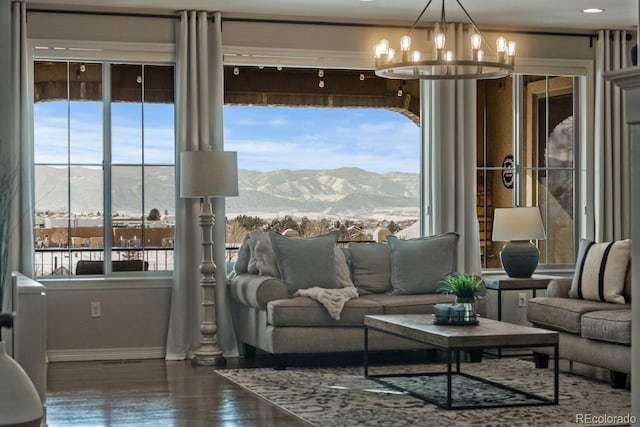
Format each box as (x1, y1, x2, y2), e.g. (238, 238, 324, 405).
(180, 151, 239, 198)
(492, 207, 546, 278)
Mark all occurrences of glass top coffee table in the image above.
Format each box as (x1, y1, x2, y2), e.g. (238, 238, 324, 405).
(364, 314, 559, 409)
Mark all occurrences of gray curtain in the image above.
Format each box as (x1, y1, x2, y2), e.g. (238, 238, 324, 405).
(421, 23, 482, 276)
(1, 1, 34, 314)
(166, 11, 237, 360)
(594, 30, 630, 242)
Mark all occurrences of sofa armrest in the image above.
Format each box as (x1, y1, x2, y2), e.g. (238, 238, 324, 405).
(230, 273, 289, 310)
(546, 277, 573, 298)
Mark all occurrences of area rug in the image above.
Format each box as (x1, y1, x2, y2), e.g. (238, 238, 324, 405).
(215, 358, 631, 427)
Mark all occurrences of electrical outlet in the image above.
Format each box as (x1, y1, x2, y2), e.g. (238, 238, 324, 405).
(91, 301, 101, 318)
(518, 293, 527, 307)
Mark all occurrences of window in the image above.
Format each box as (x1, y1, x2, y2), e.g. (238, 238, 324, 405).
(477, 75, 576, 269)
(33, 61, 175, 277)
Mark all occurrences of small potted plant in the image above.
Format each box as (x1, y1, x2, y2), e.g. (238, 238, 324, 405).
(439, 273, 485, 322)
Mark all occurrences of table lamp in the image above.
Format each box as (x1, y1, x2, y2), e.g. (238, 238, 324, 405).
(180, 150, 238, 366)
(492, 207, 546, 278)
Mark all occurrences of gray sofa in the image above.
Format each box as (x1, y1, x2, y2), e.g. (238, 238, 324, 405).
(229, 230, 485, 368)
(527, 276, 631, 388)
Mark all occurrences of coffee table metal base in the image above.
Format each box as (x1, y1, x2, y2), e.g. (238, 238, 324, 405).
(364, 328, 559, 410)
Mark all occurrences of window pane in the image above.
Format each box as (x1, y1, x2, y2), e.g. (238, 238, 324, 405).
(477, 76, 513, 168)
(144, 103, 174, 164)
(144, 166, 175, 271)
(70, 101, 103, 164)
(112, 165, 143, 268)
(112, 64, 142, 164)
(538, 170, 574, 264)
(34, 99, 68, 164)
(35, 165, 70, 276)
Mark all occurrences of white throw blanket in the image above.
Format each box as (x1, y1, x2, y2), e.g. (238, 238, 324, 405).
(294, 286, 359, 320)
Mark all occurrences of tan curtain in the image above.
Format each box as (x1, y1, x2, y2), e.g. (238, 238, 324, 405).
(421, 23, 482, 276)
(594, 30, 630, 241)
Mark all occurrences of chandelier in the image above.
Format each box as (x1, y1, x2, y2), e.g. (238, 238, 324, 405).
(374, 0, 515, 80)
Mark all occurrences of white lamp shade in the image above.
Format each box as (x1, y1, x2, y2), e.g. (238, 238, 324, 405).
(492, 207, 546, 241)
(180, 151, 239, 198)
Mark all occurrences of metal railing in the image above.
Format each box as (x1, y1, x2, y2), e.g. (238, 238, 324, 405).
(35, 246, 241, 277)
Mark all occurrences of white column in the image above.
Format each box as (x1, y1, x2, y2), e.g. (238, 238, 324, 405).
(605, 68, 640, 419)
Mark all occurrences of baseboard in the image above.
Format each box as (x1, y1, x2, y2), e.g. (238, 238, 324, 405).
(47, 346, 165, 362)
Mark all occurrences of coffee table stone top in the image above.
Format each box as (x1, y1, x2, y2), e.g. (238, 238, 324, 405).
(364, 314, 558, 349)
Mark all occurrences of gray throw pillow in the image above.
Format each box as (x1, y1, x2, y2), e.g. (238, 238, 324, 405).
(269, 231, 339, 294)
(569, 238, 630, 304)
(234, 234, 251, 274)
(387, 232, 459, 295)
(348, 242, 391, 294)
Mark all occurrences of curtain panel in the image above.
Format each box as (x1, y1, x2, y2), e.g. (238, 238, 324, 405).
(166, 11, 237, 360)
(421, 23, 482, 276)
(594, 30, 631, 242)
(1, 1, 34, 315)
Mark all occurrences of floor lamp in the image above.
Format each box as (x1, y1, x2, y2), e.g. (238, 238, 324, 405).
(180, 150, 238, 366)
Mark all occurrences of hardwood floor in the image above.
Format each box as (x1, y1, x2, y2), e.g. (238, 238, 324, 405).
(46, 351, 624, 426)
(46, 357, 310, 427)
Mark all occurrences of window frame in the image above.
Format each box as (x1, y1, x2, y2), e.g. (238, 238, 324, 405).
(31, 40, 176, 279)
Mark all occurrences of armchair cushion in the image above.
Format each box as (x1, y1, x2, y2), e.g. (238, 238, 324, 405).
(569, 238, 630, 304)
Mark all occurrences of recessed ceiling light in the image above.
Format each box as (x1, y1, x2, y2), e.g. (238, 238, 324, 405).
(583, 8, 605, 14)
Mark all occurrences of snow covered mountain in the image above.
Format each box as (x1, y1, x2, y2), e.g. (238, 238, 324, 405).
(35, 166, 419, 220)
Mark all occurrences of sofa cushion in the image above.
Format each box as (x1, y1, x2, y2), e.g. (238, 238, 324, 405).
(247, 230, 280, 277)
(527, 296, 629, 334)
(581, 309, 632, 345)
(569, 238, 630, 304)
(270, 231, 339, 294)
(386, 233, 459, 295)
(348, 243, 391, 294)
(360, 293, 456, 315)
(267, 296, 383, 327)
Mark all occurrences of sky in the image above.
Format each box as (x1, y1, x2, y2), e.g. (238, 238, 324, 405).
(34, 102, 420, 175)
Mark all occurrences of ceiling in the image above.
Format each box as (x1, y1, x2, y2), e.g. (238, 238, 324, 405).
(27, 0, 639, 33)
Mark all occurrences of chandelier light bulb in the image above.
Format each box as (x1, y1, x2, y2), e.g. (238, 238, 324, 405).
(376, 40, 389, 57)
(435, 33, 446, 50)
(507, 40, 516, 65)
(496, 37, 507, 62)
(387, 48, 396, 62)
(471, 33, 482, 50)
(411, 50, 422, 62)
(400, 35, 411, 51)
(478, 49, 484, 61)
(445, 51, 453, 62)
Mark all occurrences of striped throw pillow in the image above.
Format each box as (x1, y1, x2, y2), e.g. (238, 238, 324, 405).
(569, 239, 631, 304)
